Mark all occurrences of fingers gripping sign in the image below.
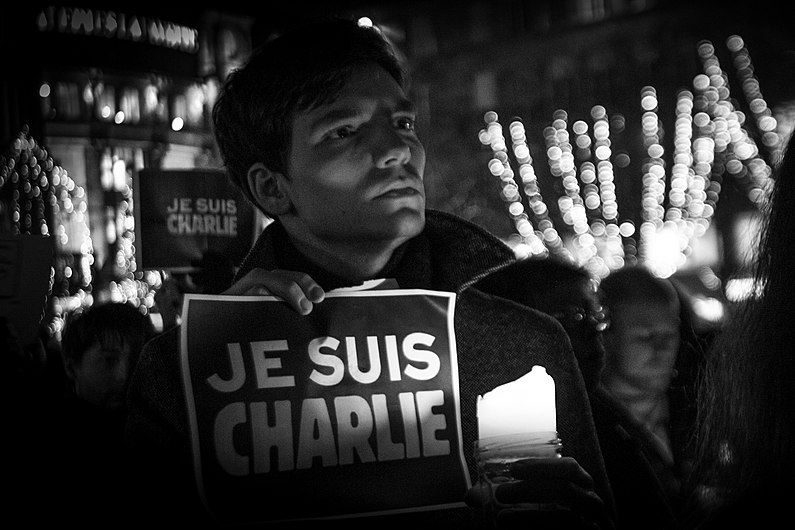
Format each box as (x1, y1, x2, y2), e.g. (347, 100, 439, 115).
(222, 268, 326, 315)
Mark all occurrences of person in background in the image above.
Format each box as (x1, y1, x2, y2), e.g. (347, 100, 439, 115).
(60, 301, 156, 415)
(8, 302, 156, 528)
(56, 302, 157, 523)
(687, 133, 795, 528)
(598, 266, 693, 523)
(475, 256, 683, 529)
(473, 256, 607, 391)
(125, 16, 615, 529)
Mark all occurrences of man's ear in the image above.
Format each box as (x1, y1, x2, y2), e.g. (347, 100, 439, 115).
(247, 163, 291, 216)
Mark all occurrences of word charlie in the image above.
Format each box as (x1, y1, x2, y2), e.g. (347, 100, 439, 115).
(206, 331, 453, 477)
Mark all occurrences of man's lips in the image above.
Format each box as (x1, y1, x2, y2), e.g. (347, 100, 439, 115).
(376, 187, 422, 199)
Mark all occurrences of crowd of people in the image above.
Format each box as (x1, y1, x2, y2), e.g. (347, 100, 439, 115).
(3, 14, 793, 530)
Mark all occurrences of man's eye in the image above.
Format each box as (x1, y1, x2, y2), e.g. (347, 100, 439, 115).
(396, 117, 416, 131)
(327, 126, 356, 140)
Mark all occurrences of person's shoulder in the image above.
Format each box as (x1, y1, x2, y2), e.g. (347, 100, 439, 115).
(424, 209, 513, 257)
(458, 287, 574, 365)
(463, 285, 565, 335)
(127, 326, 185, 423)
(422, 209, 516, 288)
(137, 326, 181, 373)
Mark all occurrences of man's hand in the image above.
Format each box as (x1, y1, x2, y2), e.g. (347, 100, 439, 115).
(221, 268, 325, 315)
(465, 457, 614, 529)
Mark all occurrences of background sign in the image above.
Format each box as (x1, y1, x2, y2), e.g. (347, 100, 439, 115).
(0, 234, 54, 346)
(180, 289, 469, 525)
(133, 168, 257, 271)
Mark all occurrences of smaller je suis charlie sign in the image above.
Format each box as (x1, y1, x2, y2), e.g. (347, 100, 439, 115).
(133, 168, 258, 272)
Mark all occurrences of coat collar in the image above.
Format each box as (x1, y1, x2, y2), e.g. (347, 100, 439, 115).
(234, 209, 516, 293)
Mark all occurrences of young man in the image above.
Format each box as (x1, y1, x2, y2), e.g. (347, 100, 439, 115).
(599, 266, 691, 525)
(125, 18, 614, 529)
(29, 303, 155, 528)
(476, 257, 683, 529)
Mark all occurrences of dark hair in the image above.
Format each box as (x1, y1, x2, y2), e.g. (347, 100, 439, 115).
(61, 302, 156, 364)
(691, 133, 795, 501)
(599, 265, 680, 311)
(212, 18, 406, 203)
(474, 256, 593, 309)
(474, 256, 607, 390)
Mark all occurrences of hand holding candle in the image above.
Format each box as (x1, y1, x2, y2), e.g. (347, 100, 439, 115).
(470, 367, 611, 528)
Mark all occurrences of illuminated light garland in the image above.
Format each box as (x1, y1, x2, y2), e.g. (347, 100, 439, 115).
(1, 128, 163, 341)
(636, 84, 686, 277)
(94, 150, 158, 312)
(509, 117, 565, 257)
(482, 108, 626, 278)
(589, 105, 625, 276)
(0, 127, 97, 341)
(727, 34, 782, 165)
(545, 111, 594, 264)
(479, 111, 550, 259)
(479, 34, 786, 280)
(697, 39, 775, 210)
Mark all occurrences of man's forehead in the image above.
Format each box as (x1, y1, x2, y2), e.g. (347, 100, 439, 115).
(314, 64, 411, 109)
(612, 302, 680, 326)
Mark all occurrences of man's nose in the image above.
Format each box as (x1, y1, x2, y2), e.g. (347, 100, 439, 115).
(372, 126, 412, 168)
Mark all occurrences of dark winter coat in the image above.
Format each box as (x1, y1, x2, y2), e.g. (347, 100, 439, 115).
(124, 210, 613, 528)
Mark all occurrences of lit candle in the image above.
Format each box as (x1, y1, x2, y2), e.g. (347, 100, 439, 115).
(477, 365, 557, 441)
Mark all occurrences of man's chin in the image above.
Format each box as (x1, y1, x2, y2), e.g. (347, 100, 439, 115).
(340, 207, 425, 243)
(393, 208, 425, 237)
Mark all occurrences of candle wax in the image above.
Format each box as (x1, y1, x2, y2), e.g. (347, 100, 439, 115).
(477, 365, 557, 440)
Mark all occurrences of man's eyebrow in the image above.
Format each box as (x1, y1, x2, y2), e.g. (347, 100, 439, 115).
(310, 98, 417, 129)
(310, 107, 361, 128)
(395, 99, 417, 113)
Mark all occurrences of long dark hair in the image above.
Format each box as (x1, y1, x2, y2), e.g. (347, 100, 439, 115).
(691, 133, 795, 502)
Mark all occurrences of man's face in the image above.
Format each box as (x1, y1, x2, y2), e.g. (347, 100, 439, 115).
(603, 301, 680, 394)
(69, 342, 135, 411)
(283, 62, 426, 247)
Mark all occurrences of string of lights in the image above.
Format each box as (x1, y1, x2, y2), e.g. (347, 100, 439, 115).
(0, 127, 163, 341)
(480, 34, 786, 281)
